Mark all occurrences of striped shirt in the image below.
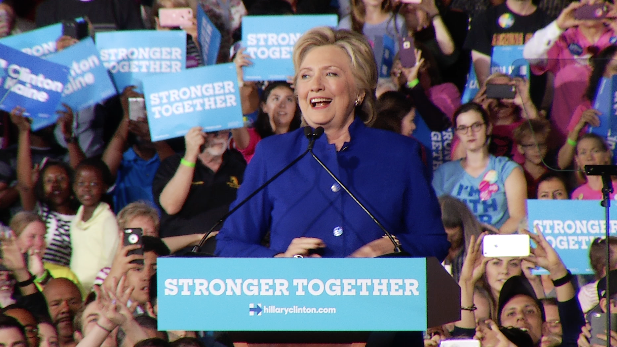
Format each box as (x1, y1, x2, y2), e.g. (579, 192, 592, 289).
(39, 204, 74, 267)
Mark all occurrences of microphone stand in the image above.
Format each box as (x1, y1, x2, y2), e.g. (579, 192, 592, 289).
(307, 128, 405, 256)
(190, 127, 319, 254)
(585, 165, 616, 345)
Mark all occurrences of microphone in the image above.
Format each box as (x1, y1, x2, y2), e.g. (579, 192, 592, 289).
(190, 126, 318, 254)
(304, 127, 406, 256)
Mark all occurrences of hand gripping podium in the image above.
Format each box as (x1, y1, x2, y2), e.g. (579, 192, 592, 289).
(157, 257, 460, 344)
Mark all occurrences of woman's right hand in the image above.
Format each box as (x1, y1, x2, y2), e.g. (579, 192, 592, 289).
(233, 47, 253, 84)
(276, 237, 326, 258)
(574, 109, 601, 133)
(108, 244, 144, 281)
(459, 233, 488, 286)
(556, 1, 585, 30)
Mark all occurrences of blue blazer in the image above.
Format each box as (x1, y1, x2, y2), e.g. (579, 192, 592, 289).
(215, 118, 450, 259)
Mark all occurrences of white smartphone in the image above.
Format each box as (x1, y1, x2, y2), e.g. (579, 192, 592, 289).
(128, 97, 146, 120)
(440, 340, 481, 347)
(482, 234, 530, 258)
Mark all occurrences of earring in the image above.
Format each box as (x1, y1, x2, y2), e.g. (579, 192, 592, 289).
(354, 100, 359, 106)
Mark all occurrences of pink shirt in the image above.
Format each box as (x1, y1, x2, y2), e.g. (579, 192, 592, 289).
(428, 83, 461, 120)
(571, 181, 617, 200)
(531, 26, 615, 143)
(237, 128, 262, 163)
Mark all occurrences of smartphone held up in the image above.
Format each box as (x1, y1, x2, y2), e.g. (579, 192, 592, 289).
(482, 234, 530, 258)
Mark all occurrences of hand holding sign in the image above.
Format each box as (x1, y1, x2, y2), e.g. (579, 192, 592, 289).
(575, 109, 602, 134)
(233, 47, 253, 84)
(184, 126, 206, 160)
(55, 35, 78, 52)
(9, 106, 29, 133)
(56, 103, 75, 140)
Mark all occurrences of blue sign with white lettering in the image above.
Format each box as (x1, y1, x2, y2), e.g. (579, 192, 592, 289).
(0, 23, 62, 58)
(46, 38, 117, 112)
(142, 63, 243, 141)
(461, 45, 528, 103)
(95, 30, 186, 93)
(196, 5, 221, 65)
(0, 44, 69, 131)
(157, 258, 429, 331)
(241, 15, 338, 81)
(527, 200, 617, 274)
(490, 45, 528, 78)
(412, 113, 453, 173)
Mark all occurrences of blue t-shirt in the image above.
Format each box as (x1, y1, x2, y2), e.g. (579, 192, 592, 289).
(432, 155, 519, 228)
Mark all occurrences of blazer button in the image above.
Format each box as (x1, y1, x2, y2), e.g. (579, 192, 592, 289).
(331, 183, 341, 192)
(333, 226, 343, 237)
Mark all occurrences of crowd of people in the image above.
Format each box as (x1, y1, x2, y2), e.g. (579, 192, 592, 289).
(1, 0, 617, 346)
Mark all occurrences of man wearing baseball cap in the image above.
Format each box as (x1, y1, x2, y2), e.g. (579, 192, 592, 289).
(497, 230, 585, 347)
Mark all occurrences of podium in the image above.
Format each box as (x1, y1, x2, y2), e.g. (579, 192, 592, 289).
(157, 257, 460, 344)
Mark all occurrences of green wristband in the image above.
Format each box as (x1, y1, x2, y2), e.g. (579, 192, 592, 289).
(566, 138, 577, 147)
(406, 78, 420, 89)
(180, 158, 196, 168)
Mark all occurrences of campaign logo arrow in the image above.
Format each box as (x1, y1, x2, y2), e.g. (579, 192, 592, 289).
(249, 303, 262, 316)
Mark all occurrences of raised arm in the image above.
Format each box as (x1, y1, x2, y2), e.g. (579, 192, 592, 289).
(158, 127, 205, 215)
(557, 109, 600, 169)
(57, 104, 86, 168)
(12, 107, 37, 211)
(456, 233, 489, 330)
(103, 86, 137, 178)
(500, 167, 527, 234)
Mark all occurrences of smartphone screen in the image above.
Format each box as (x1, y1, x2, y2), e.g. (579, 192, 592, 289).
(485, 84, 516, 99)
(482, 234, 530, 257)
(123, 228, 144, 265)
(128, 97, 146, 121)
(158, 8, 194, 28)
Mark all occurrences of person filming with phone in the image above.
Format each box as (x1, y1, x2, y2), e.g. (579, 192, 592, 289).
(578, 269, 617, 347)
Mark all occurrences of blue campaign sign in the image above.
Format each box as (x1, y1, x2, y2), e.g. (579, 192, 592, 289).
(0, 23, 62, 58)
(142, 63, 243, 141)
(95, 30, 186, 92)
(157, 258, 429, 331)
(241, 15, 338, 81)
(46, 38, 117, 112)
(589, 76, 614, 138)
(196, 5, 221, 65)
(490, 45, 528, 77)
(374, 35, 395, 78)
(413, 113, 453, 172)
(0, 44, 69, 131)
(461, 63, 479, 103)
(527, 200, 617, 274)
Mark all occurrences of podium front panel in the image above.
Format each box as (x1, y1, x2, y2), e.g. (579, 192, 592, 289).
(157, 258, 437, 331)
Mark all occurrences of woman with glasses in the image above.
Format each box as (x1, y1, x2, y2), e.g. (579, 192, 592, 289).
(433, 102, 527, 234)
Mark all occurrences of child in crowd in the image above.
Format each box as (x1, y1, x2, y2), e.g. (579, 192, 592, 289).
(571, 133, 617, 200)
(512, 118, 552, 198)
(69, 158, 119, 293)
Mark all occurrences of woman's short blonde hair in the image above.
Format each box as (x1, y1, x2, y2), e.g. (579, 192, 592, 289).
(117, 201, 160, 236)
(9, 211, 43, 236)
(292, 27, 378, 126)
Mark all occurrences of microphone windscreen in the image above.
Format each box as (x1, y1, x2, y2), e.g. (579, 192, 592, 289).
(303, 126, 313, 139)
(314, 127, 325, 139)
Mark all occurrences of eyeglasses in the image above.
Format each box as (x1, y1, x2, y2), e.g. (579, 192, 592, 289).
(455, 122, 485, 135)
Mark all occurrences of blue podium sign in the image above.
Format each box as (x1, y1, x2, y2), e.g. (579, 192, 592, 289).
(95, 30, 186, 92)
(142, 63, 243, 141)
(527, 200, 617, 274)
(241, 15, 338, 81)
(158, 258, 436, 331)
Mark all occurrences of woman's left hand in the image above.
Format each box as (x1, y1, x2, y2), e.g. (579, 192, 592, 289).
(348, 237, 398, 258)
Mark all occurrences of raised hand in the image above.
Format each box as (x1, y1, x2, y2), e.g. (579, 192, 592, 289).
(521, 227, 567, 278)
(56, 103, 75, 140)
(0, 230, 26, 271)
(459, 233, 488, 286)
(9, 107, 30, 133)
(184, 126, 206, 159)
